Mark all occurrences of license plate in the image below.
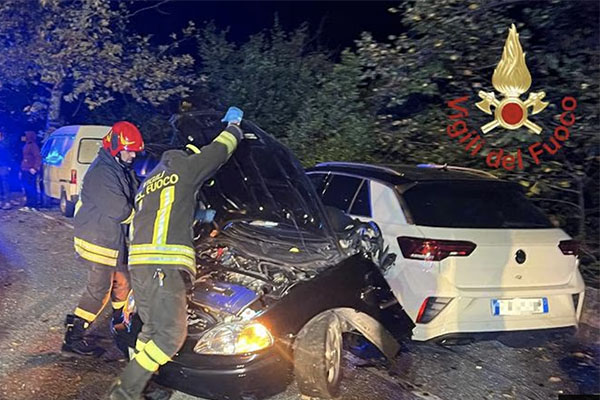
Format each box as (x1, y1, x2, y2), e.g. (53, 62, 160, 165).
(491, 298, 548, 316)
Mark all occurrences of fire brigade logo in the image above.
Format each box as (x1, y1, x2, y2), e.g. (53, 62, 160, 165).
(119, 132, 136, 146)
(476, 24, 549, 134)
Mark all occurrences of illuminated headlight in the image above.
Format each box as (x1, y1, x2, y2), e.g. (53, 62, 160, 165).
(193, 322, 273, 355)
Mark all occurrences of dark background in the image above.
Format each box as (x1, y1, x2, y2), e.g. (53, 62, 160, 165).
(131, 1, 401, 50)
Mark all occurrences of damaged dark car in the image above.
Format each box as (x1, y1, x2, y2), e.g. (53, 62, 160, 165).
(120, 112, 411, 400)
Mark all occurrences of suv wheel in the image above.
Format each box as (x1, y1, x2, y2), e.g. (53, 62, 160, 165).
(294, 311, 343, 399)
(60, 191, 75, 217)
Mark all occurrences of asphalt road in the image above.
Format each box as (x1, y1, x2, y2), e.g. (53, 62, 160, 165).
(0, 205, 598, 400)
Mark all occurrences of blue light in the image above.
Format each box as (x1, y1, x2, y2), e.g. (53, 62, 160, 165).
(44, 150, 64, 166)
(417, 163, 438, 168)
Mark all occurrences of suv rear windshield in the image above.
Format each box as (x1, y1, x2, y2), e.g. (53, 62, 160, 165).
(402, 181, 553, 229)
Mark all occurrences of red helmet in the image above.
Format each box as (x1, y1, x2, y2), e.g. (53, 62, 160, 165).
(102, 121, 144, 157)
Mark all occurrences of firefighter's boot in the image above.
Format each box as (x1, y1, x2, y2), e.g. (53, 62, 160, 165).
(106, 379, 141, 400)
(61, 314, 104, 357)
(109, 361, 153, 400)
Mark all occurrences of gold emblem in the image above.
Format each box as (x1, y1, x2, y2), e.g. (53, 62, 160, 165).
(476, 24, 548, 134)
(119, 132, 136, 146)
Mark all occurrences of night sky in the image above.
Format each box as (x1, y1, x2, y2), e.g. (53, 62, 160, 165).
(131, 1, 401, 50)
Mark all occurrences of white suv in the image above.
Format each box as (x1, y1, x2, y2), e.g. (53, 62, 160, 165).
(306, 162, 585, 341)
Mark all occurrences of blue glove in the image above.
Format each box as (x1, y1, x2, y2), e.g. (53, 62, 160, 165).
(221, 106, 243, 124)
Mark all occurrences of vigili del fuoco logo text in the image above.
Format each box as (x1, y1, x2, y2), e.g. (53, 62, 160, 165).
(446, 24, 577, 171)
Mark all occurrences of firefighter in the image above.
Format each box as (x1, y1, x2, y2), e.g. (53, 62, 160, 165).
(62, 121, 144, 356)
(106, 107, 244, 400)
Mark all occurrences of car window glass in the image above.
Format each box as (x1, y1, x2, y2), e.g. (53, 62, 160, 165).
(43, 136, 75, 166)
(307, 173, 328, 197)
(403, 181, 553, 229)
(78, 139, 102, 164)
(321, 175, 362, 213)
(349, 180, 371, 217)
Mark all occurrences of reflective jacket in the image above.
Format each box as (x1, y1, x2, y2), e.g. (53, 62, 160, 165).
(128, 125, 242, 278)
(74, 148, 139, 268)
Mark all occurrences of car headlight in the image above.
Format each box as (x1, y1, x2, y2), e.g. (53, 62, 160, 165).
(193, 321, 273, 355)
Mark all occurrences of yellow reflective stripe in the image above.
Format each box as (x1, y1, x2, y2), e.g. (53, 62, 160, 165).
(74, 237, 118, 258)
(74, 307, 97, 323)
(152, 186, 175, 245)
(214, 131, 237, 155)
(121, 209, 135, 224)
(185, 144, 201, 154)
(130, 244, 195, 258)
(144, 340, 171, 365)
(134, 351, 159, 372)
(112, 300, 126, 310)
(75, 244, 118, 267)
(74, 200, 82, 216)
(136, 339, 147, 353)
(129, 254, 195, 267)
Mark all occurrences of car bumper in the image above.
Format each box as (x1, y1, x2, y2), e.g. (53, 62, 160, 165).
(412, 288, 585, 341)
(153, 345, 292, 400)
(432, 326, 577, 346)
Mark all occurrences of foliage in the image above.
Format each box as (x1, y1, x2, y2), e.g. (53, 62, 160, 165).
(355, 0, 599, 268)
(194, 21, 374, 164)
(0, 0, 196, 134)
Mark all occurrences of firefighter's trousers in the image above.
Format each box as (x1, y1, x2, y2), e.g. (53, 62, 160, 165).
(74, 260, 130, 323)
(117, 266, 187, 397)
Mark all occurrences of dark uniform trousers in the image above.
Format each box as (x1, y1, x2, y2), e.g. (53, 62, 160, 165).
(74, 259, 130, 324)
(118, 266, 188, 396)
(115, 124, 243, 397)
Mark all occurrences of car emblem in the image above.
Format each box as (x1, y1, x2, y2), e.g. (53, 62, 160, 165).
(515, 249, 527, 264)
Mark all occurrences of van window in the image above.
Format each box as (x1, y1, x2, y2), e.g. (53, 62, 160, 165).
(78, 139, 102, 164)
(42, 136, 75, 166)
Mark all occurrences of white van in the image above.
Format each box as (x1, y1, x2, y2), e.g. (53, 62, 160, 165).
(41, 125, 110, 216)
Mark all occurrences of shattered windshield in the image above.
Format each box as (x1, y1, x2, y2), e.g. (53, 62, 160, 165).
(170, 112, 333, 239)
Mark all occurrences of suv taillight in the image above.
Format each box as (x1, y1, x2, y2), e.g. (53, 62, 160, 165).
(558, 240, 578, 256)
(70, 169, 77, 184)
(397, 237, 476, 261)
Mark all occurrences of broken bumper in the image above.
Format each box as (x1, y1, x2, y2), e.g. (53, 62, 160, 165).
(154, 344, 291, 400)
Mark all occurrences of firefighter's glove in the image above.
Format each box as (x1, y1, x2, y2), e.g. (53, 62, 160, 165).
(221, 106, 243, 126)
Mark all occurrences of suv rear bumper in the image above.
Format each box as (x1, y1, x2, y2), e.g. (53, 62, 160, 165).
(412, 289, 585, 341)
(432, 326, 577, 346)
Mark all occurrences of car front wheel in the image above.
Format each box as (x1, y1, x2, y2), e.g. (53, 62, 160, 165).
(294, 311, 343, 399)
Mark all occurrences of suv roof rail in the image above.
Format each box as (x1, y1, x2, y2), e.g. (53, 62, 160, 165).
(315, 161, 403, 176)
(414, 163, 498, 179)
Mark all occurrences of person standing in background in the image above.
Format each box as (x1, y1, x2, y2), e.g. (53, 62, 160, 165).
(20, 130, 42, 210)
(0, 130, 12, 209)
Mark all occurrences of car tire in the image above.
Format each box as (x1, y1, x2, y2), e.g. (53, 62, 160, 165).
(60, 191, 75, 217)
(294, 311, 343, 399)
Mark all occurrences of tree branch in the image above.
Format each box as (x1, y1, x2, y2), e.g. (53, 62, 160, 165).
(71, 95, 84, 118)
(530, 197, 582, 210)
(546, 184, 580, 195)
(127, 0, 171, 18)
